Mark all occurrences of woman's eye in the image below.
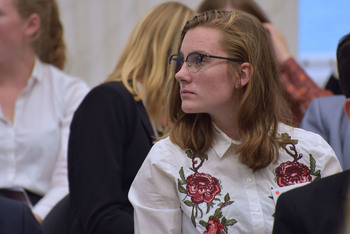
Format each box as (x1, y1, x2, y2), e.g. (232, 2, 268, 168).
(193, 56, 203, 65)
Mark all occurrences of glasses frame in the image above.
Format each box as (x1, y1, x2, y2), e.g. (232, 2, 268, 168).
(168, 52, 244, 73)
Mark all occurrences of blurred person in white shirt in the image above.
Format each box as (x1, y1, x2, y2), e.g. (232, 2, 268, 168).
(0, 0, 89, 222)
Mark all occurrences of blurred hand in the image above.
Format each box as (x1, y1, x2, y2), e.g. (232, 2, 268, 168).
(33, 212, 42, 223)
(263, 23, 292, 65)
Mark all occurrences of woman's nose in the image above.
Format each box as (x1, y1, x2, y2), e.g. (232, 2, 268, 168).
(174, 62, 191, 82)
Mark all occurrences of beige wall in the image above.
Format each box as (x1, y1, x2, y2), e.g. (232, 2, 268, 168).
(57, 0, 298, 87)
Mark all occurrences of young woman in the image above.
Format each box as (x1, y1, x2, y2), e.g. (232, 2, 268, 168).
(129, 10, 341, 233)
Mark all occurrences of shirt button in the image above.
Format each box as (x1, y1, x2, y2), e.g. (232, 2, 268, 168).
(246, 178, 252, 183)
(254, 207, 259, 211)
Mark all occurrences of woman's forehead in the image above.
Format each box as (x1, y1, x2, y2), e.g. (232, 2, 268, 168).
(180, 27, 223, 55)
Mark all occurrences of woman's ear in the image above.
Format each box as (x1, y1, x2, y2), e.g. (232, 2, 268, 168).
(344, 98, 350, 121)
(24, 13, 41, 37)
(239, 62, 253, 87)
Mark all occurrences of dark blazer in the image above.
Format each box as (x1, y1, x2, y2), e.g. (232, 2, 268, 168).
(301, 95, 350, 169)
(0, 197, 43, 234)
(273, 170, 350, 234)
(67, 81, 155, 234)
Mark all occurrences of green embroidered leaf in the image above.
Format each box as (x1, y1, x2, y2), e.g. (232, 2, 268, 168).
(179, 167, 186, 183)
(313, 170, 321, 181)
(224, 226, 228, 233)
(178, 183, 187, 194)
(184, 200, 194, 207)
(199, 220, 207, 227)
(218, 202, 223, 207)
(197, 153, 208, 162)
(281, 133, 291, 140)
(191, 206, 197, 227)
(177, 178, 186, 186)
(194, 204, 198, 217)
(225, 218, 238, 226)
(225, 201, 234, 206)
(309, 154, 316, 173)
(279, 133, 299, 147)
(185, 149, 194, 159)
(221, 217, 227, 225)
(198, 206, 203, 218)
(206, 203, 212, 214)
(224, 193, 230, 202)
(213, 209, 223, 219)
(191, 214, 196, 227)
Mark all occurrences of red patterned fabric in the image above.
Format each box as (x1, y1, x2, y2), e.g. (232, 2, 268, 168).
(279, 58, 333, 125)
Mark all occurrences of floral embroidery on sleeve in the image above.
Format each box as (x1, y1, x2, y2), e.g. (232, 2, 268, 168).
(177, 149, 237, 232)
(274, 133, 321, 187)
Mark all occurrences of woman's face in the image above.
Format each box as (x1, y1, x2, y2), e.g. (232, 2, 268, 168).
(0, 0, 28, 61)
(175, 26, 240, 119)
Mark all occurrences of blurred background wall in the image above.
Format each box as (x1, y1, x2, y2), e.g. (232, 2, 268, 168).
(57, 0, 298, 87)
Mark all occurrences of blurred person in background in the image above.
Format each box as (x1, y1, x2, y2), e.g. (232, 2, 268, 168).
(0, 0, 89, 223)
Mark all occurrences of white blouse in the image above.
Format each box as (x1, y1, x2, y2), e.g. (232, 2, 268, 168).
(0, 59, 90, 218)
(129, 123, 342, 234)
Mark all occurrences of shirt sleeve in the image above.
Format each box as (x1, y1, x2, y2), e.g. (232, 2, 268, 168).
(307, 132, 343, 177)
(129, 143, 182, 234)
(32, 77, 90, 219)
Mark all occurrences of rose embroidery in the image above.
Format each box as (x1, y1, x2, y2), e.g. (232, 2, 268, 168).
(186, 172, 221, 204)
(275, 160, 312, 187)
(274, 133, 321, 187)
(204, 218, 226, 234)
(177, 150, 237, 231)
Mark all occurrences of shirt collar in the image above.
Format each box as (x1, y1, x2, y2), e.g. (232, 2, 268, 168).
(29, 57, 44, 83)
(212, 123, 241, 159)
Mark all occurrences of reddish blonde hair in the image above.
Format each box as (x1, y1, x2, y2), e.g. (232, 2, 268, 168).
(166, 10, 292, 171)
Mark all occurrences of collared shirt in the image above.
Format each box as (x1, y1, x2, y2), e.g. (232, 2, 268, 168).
(129, 123, 342, 234)
(0, 59, 90, 218)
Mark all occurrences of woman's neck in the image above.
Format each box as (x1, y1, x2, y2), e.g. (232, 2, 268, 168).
(212, 113, 240, 141)
(0, 54, 35, 86)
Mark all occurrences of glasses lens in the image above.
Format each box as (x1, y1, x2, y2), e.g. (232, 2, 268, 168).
(169, 55, 183, 73)
(187, 53, 203, 73)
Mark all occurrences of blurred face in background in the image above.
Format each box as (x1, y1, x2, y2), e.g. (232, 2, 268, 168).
(0, 0, 29, 62)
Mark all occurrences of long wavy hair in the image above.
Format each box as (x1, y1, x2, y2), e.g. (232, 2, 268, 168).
(166, 10, 293, 171)
(105, 2, 195, 131)
(14, 0, 66, 69)
(197, 0, 270, 23)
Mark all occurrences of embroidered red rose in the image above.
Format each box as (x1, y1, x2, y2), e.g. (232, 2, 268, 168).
(204, 218, 226, 234)
(275, 160, 312, 187)
(186, 172, 221, 204)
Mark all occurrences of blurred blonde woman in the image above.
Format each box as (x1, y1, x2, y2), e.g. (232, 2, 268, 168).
(0, 0, 89, 222)
(67, 2, 194, 233)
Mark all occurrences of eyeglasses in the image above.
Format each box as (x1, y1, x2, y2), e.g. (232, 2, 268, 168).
(168, 52, 243, 74)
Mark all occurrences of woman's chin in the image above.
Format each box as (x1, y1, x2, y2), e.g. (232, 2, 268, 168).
(181, 104, 199, 114)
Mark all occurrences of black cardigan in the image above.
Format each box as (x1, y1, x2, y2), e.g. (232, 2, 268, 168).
(68, 81, 154, 234)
